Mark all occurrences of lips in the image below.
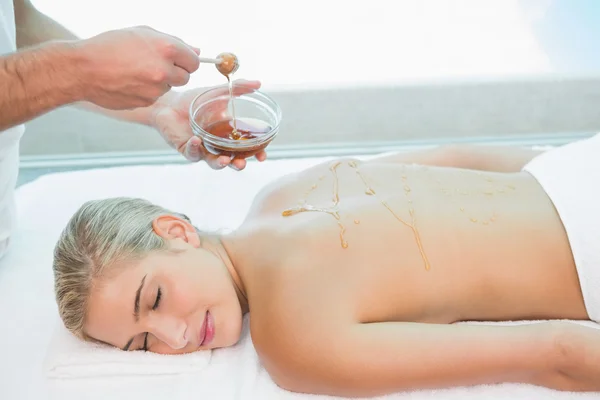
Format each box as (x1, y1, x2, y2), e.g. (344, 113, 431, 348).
(198, 311, 215, 347)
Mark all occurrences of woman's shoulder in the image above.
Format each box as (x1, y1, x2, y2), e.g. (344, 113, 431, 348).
(244, 157, 364, 219)
(248, 277, 349, 392)
(248, 263, 343, 346)
(248, 291, 325, 373)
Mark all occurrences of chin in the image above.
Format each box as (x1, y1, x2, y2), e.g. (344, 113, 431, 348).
(216, 311, 245, 349)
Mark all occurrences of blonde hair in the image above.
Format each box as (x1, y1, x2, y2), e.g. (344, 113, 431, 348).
(53, 197, 194, 340)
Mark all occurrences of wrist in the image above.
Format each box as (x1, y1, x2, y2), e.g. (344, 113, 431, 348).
(529, 321, 583, 390)
(64, 39, 103, 104)
(147, 90, 178, 127)
(39, 40, 87, 104)
(114, 94, 168, 127)
(73, 92, 167, 127)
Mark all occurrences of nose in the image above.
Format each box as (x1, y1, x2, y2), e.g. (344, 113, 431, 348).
(147, 314, 187, 350)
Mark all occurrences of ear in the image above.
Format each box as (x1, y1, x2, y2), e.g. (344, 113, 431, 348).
(151, 215, 201, 247)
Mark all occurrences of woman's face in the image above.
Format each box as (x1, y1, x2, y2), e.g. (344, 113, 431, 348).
(83, 216, 244, 354)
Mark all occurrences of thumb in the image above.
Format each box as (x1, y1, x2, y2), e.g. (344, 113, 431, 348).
(191, 46, 201, 56)
(183, 136, 204, 162)
(153, 108, 200, 161)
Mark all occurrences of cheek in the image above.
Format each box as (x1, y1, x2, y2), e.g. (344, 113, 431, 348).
(165, 266, 227, 311)
(165, 255, 237, 309)
(166, 280, 203, 314)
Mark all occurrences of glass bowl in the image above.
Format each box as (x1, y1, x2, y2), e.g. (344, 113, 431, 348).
(189, 83, 282, 160)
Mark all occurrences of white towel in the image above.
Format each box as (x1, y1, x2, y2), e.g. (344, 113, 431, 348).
(44, 323, 211, 379)
(523, 133, 600, 323)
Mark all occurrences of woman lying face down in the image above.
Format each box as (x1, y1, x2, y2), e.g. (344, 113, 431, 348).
(54, 203, 248, 354)
(53, 143, 600, 396)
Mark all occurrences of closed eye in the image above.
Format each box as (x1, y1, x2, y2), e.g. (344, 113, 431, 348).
(137, 288, 161, 351)
(140, 332, 149, 352)
(152, 287, 161, 310)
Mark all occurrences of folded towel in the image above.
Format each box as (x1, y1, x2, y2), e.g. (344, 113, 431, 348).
(44, 323, 211, 379)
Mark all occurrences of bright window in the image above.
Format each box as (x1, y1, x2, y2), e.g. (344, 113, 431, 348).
(23, 0, 600, 162)
(31, 0, 569, 89)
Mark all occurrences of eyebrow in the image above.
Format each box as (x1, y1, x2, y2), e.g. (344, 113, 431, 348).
(134, 275, 147, 322)
(122, 274, 147, 351)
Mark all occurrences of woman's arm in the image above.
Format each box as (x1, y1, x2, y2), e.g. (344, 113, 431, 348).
(369, 144, 545, 173)
(267, 321, 594, 398)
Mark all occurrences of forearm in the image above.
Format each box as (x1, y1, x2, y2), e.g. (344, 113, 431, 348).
(0, 41, 84, 131)
(14, 1, 154, 126)
(290, 322, 563, 397)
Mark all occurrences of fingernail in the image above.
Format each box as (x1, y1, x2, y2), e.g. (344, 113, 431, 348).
(228, 164, 240, 171)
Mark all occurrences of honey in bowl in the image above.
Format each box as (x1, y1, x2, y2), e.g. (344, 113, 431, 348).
(202, 117, 274, 159)
(189, 82, 282, 160)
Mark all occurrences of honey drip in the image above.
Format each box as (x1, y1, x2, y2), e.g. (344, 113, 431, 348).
(331, 162, 341, 206)
(350, 162, 431, 271)
(352, 161, 377, 196)
(281, 162, 348, 248)
(225, 76, 240, 140)
(429, 170, 514, 225)
(280, 160, 436, 269)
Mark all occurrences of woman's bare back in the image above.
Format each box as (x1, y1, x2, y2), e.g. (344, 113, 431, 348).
(223, 150, 600, 396)
(237, 158, 587, 326)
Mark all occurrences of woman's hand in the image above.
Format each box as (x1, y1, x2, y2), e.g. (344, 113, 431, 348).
(150, 80, 267, 171)
(549, 321, 600, 392)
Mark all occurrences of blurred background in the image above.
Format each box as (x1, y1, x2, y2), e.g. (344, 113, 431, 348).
(19, 0, 600, 182)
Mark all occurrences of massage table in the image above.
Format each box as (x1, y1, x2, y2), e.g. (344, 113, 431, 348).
(1, 155, 598, 400)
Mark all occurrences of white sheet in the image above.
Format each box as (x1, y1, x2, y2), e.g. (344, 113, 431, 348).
(2, 155, 599, 400)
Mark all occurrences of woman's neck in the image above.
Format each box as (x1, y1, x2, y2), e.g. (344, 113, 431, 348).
(203, 235, 249, 314)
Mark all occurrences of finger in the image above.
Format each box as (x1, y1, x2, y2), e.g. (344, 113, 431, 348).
(203, 154, 230, 170)
(233, 79, 262, 87)
(167, 66, 191, 87)
(232, 79, 262, 95)
(155, 108, 202, 162)
(207, 80, 262, 101)
(255, 150, 267, 162)
(164, 37, 200, 73)
(183, 138, 234, 170)
(214, 79, 261, 95)
(161, 31, 198, 56)
(183, 136, 203, 162)
(230, 158, 247, 171)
